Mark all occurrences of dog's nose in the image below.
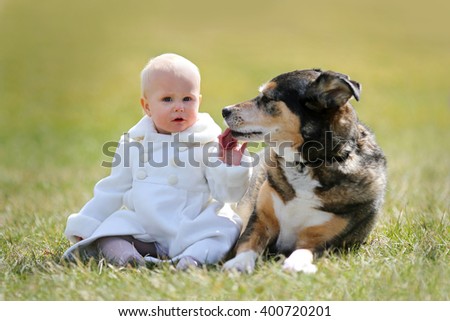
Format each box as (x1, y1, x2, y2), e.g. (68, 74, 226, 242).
(222, 107, 232, 118)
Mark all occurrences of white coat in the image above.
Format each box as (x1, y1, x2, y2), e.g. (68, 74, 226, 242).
(63, 113, 250, 264)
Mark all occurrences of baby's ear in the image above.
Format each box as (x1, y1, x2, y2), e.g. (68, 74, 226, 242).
(140, 97, 151, 116)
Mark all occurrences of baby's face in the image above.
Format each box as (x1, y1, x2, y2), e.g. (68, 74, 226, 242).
(141, 68, 201, 134)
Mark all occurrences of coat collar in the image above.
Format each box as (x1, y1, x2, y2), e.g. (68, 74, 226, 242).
(127, 113, 222, 145)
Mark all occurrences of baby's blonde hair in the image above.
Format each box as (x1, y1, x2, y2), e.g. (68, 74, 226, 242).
(140, 53, 201, 97)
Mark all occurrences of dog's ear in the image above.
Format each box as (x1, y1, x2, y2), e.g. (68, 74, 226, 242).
(305, 71, 361, 111)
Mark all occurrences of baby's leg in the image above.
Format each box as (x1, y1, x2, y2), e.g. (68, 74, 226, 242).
(175, 237, 229, 270)
(176, 256, 201, 270)
(97, 236, 145, 267)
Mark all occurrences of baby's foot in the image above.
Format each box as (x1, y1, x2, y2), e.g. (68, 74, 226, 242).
(176, 256, 201, 271)
(97, 236, 145, 267)
(104, 251, 145, 267)
(117, 254, 146, 267)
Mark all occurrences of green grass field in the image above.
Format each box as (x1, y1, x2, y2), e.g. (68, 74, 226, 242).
(0, 0, 449, 300)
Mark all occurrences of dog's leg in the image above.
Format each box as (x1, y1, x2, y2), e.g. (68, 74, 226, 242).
(283, 215, 348, 273)
(222, 213, 278, 273)
(224, 182, 280, 273)
(282, 249, 317, 274)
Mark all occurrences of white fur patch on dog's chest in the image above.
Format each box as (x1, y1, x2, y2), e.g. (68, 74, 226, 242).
(272, 166, 332, 252)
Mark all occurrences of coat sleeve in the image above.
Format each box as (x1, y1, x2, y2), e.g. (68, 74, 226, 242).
(203, 148, 252, 204)
(64, 137, 133, 243)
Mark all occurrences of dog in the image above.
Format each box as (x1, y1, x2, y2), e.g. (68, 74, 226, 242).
(222, 69, 387, 273)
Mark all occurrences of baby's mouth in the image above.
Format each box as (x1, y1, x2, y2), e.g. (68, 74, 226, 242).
(172, 117, 185, 122)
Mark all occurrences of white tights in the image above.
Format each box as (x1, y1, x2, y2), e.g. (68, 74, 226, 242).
(96, 236, 157, 267)
(96, 235, 200, 269)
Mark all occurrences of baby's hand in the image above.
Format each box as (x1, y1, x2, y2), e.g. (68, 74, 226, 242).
(218, 128, 247, 166)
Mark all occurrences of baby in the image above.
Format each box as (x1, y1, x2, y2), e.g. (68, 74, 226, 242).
(63, 53, 250, 270)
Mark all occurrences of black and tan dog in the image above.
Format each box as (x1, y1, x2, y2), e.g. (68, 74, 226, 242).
(222, 69, 386, 273)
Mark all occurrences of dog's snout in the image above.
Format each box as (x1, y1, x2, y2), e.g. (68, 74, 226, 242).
(222, 107, 232, 118)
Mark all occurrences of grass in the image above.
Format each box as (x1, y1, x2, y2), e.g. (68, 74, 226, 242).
(0, 0, 449, 301)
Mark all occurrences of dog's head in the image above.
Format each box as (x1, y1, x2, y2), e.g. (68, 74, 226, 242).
(222, 69, 361, 153)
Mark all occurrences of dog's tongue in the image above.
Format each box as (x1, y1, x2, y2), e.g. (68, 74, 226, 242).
(219, 128, 238, 149)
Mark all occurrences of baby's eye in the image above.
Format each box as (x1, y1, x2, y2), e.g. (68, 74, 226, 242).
(183, 97, 193, 102)
(162, 97, 172, 102)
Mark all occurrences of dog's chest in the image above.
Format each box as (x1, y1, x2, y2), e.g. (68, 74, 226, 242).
(272, 166, 332, 252)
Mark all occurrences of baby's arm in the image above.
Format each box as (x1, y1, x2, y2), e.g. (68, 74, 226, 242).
(204, 129, 251, 203)
(218, 128, 247, 166)
(64, 137, 133, 243)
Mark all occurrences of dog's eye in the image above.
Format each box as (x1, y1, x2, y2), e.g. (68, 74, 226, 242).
(258, 95, 281, 116)
(260, 95, 271, 104)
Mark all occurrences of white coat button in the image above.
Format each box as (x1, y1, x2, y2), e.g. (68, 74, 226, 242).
(136, 169, 147, 180)
(167, 174, 178, 185)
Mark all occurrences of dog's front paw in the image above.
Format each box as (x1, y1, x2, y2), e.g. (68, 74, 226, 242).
(282, 249, 317, 274)
(223, 251, 258, 273)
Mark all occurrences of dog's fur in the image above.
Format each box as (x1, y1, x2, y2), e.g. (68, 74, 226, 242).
(222, 69, 386, 273)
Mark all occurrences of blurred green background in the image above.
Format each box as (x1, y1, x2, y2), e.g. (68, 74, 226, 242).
(0, 0, 449, 300)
